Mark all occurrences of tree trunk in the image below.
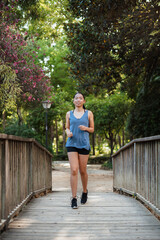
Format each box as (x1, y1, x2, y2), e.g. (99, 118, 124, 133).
(92, 132, 95, 155)
(55, 119, 58, 154)
(50, 124, 54, 145)
(122, 129, 125, 146)
(62, 119, 66, 154)
(109, 132, 114, 157)
(97, 135, 102, 154)
(2, 111, 6, 130)
(118, 135, 122, 148)
(17, 106, 23, 125)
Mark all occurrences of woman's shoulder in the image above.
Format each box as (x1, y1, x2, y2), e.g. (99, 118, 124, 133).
(87, 110, 93, 119)
(66, 110, 73, 117)
(88, 110, 93, 115)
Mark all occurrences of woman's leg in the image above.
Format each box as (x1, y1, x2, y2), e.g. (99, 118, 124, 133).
(78, 154, 89, 193)
(68, 152, 79, 198)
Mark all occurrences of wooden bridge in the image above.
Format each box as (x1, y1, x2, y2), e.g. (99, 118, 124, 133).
(0, 134, 160, 239)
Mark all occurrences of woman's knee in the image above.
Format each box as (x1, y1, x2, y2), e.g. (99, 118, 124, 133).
(71, 168, 78, 176)
(80, 168, 87, 176)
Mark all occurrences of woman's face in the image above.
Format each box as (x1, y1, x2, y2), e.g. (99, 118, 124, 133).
(73, 93, 85, 107)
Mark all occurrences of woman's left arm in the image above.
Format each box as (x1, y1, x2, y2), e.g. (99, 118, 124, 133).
(79, 111, 94, 133)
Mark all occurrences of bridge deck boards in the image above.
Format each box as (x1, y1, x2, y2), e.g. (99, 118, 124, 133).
(1, 192, 160, 240)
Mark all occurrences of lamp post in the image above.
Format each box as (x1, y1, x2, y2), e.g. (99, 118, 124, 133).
(42, 100, 51, 149)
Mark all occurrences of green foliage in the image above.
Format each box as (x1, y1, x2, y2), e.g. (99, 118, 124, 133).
(25, 105, 55, 145)
(86, 92, 132, 155)
(50, 38, 76, 95)
(19, 0, 71, 39)
(101, 160, 112, 170)
(0, 61, 21, 110)
(3, 120, 53, 154)
(65, 0, 159, 96)
(65, 0, 160, 139)
(52, 153, 68, 161)
(118, 1, 160, 99)
(86, 92, 132, 134)
(64, 0, 138, 95)
(88, 155, 111, 165)
(2, 0, 159, 156)
(4, 122, 37, 139)
(126, 70, 160, 137)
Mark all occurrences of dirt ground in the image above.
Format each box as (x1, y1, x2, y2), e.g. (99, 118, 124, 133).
(52, 161, 113, 194)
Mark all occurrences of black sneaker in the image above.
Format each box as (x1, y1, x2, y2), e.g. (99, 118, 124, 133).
(71, 197, 78, 209)
(81, 190, 88, 204)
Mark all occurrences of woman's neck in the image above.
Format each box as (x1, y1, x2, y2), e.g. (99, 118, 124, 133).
(74, 107, 84, 112)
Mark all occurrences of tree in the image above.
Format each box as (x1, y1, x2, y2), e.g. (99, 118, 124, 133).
(86, 92, 132, 156)
(127, 69, 160, 138)
(65, 0, 160, 96)
(118, 0, 160, 99)
(65, 0, 160, 139)
(0, 23, 51, 104)
(0, 60, 21, 111)
(118, 1, 160, 137)
(0, 0, 52, 125)
(64, 0, 138, 95)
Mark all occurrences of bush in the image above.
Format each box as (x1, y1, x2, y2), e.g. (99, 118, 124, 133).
(4, 123, 36, 138)
(88, 155, 111, 164)
(52, 153, 68, 161)
(101, 160, 112, 170)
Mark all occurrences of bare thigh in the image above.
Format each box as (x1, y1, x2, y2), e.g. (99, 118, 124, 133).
(78, 154, 89, 173)
(68, 152, 79, 172)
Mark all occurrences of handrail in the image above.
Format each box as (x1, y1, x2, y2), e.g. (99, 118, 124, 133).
(0, 134, 53, 231)
(112, 135, 160, 217)
(112, 135, 160, 157)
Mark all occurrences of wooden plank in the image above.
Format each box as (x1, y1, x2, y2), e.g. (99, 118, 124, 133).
(1, 192, 160, 240)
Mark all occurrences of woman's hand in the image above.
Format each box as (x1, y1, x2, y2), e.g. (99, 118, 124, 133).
(78, 125, 87, 131)
(67, 131, 73, 138)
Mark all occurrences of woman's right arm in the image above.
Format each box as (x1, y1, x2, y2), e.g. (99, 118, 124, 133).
(66, 111, 73, 137)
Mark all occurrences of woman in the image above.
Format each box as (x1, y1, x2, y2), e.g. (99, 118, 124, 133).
(66, 92, 94, 209)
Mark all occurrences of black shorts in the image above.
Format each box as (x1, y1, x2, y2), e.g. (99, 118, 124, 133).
(66, 147, 90, 155)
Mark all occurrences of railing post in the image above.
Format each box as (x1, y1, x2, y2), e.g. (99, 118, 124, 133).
(133, 142, 137, 193)
(0, 141, 3, 222)
(28, 142, 33, 194)
(1, 140, 5, 221)
(4, 139, 10, 219)
(158, 140, 160, 208)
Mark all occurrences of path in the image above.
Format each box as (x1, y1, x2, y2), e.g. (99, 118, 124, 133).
(1, 162, 160, 240)
(52, 161, 113, 193)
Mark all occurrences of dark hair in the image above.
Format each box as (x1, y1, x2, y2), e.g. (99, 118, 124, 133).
(74, 92, 85, 98)
(74, 92, 86, 109)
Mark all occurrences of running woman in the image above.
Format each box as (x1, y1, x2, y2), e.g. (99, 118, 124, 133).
(65, 92, 94, 209)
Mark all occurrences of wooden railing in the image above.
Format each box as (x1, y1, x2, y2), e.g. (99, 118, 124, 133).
(0, 134, 53, 231)
(112, 135, 160, 217)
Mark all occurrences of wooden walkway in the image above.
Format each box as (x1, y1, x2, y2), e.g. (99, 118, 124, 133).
(1, 191, 160, 240)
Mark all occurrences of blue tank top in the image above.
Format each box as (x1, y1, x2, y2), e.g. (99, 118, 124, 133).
(66, 110, 91, 150)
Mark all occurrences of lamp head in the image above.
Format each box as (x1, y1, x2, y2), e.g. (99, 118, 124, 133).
(42, 100, 51, 109)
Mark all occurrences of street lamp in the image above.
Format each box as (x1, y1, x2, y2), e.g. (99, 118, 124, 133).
(42, 100, 51, 149)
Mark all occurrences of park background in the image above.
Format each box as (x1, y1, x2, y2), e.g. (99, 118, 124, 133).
(0, 0, 160, 167)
